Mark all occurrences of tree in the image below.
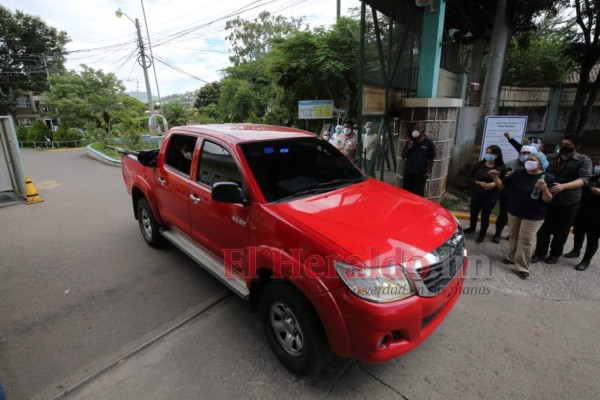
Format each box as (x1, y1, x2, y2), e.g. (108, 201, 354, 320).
(225, 11, 305, 65)
(563, 0, 600, 135)
(26, 120, 52, 143)
(268, 17, 360, 119)
(193, 81, 221, 109)
(43, 66, 126, 131)
(163, 102, 188, 127)
(502, 25, 575, 85)
(0, 6, 70, 115)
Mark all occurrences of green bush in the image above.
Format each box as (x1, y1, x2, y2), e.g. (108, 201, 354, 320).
(16, 125, 29, 143)
(54, 125, 82, 147)
(26, 120, 53, 144)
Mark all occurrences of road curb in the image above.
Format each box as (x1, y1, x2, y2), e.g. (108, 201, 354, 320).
(452, 211, 497, 224)
(86, 144, 121, 167)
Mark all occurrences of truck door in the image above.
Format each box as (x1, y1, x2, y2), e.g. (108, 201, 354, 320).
(189, 139, 250, 273)
(156, 133, 198, 235)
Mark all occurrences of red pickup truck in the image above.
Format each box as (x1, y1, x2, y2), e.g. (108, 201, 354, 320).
(121, 124, 468, 376)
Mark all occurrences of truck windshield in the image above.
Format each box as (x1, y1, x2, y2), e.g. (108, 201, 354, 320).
(240, 137, 366, 203)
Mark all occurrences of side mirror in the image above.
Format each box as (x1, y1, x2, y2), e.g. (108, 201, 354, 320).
(212, 182, 248, 205)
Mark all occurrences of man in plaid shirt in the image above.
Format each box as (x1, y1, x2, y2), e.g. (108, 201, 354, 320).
(531, 135, 592, 264)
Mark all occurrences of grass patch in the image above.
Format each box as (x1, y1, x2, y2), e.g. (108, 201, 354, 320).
(90, 142, 121, 160)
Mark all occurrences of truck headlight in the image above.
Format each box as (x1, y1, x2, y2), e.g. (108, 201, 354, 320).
(334, 261, 416, 303)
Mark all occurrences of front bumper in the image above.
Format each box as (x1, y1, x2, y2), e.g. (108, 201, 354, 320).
(329, 260, 468, 363)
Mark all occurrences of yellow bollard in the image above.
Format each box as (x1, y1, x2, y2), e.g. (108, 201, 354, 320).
(25, 176, 43, 204)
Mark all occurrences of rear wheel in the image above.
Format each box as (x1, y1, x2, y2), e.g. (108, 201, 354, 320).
(136, 198, 165, 247)
(259, 281, 330, 376)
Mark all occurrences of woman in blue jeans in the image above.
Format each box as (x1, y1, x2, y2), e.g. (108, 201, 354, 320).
(464, 145, 505, 243)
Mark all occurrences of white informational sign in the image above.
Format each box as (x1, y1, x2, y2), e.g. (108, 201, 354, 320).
(480, 116, 528, 162)
(298, 100, 334, 119)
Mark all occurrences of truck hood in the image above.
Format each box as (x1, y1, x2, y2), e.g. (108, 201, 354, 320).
(272, 179, 458, 266)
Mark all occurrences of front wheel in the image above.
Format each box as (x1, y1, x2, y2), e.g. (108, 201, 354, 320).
(259, 281, 330, 376)
(136, 198, 165, 247)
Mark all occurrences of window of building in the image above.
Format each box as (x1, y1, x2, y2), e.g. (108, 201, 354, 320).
(16, 96, 31, 108)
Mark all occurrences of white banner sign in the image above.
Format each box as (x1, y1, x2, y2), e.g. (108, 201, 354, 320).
(480, 116, 528, 162)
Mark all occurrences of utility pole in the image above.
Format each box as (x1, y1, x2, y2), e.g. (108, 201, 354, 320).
(474, 0, 511, 145)
(140, 0, 163, 117)
(337, 0, 341, 21)
(134, 18, 155, 123)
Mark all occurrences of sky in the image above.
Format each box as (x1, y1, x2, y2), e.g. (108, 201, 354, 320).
(4, 0, 359, 98)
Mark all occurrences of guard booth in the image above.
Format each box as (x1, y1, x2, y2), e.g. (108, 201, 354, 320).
(358, 0, 463, 201)
(0, 116, 27, 206)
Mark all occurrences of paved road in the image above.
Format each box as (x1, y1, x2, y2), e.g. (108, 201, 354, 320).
(1, 149, 599, 400)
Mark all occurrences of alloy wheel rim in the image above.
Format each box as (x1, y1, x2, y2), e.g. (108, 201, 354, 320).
(140, 209, 152, 239)
(269, 302, 304, 356)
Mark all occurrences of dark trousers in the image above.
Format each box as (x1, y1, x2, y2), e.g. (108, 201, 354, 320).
(469, 190, 500, 237)
(535, 203, 580, 257)
(571, 200, 600, 262)
(403, 174, 426, 197)
(495, 192, 509, 236)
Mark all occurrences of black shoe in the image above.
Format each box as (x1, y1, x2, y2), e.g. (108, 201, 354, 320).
(514, 270, 529, 279)
(564, 250, 581, 258)
(476, 235, 484, 244)
(503, 258, 515, 265)
(545, 255, 559, 264)
(530, 254, 543, 264)
(491, 235, 501, 244)
(575, 260, 590, 271)
(463, 227, 476, 233)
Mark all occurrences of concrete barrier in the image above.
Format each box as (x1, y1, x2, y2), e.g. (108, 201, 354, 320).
(86, 144, 121, 167)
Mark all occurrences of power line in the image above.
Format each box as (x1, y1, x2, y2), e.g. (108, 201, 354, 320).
(153, 54, 210, 84)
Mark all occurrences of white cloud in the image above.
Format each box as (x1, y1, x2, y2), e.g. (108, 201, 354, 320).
(4, 0, 359, 96)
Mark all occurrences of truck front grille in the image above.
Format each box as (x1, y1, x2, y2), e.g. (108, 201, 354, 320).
(413, 228, 466, 297)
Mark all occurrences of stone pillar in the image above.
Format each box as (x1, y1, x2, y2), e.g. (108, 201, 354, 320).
(396, 98, 462, 202)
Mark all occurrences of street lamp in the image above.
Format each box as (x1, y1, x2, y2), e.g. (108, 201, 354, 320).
(116, 8, 156, 131)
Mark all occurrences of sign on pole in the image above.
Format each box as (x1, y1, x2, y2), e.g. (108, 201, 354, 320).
(298, 100, 334, 119)
(480, 116, 528, 162)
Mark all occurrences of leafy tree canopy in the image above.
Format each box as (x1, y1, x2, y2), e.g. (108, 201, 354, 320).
(194, 81, 221, 109)
(0, 6, 70, 114)
(225, 11, 305, 65)
(43, 65, 126, 131)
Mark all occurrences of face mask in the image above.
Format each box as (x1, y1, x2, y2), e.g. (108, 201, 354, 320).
(366, 127, 373, 134)
(484, 154, 495, 162)
(344, 128, 352, 135)
(532, 143, 541, 150)
(559, 145, 574, 155)
(524, 160, 539, 171)
(411, 130, 420, 138)
(519, 155, 528, 163)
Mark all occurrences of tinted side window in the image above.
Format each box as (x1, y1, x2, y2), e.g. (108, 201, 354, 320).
(165, 134, 198, 176)
(197, 141, 243, 188)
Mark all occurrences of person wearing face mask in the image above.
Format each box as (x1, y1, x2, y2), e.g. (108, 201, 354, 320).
(362, 121, 378, 176)
(490, 152, 555, 279)
(400, 123, 436, 197)
(531, 134, 592, 265)
(492, 145, 537, 243)
(334, 120, 357, 160)
(332, 125, 343, 143)
(464, 145, 506, 243)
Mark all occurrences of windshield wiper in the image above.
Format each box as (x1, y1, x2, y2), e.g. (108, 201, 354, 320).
(276, 177, 364, 202)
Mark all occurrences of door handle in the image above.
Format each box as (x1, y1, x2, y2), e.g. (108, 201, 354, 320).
(158, 177, 166, 185)
(189, 194, 201, 204)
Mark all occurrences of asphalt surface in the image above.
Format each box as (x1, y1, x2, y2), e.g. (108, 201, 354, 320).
(1, 148, 599, 400)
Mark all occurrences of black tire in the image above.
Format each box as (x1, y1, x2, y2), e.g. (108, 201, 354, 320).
(259, 281, 330, 376)
(136, 198, 166, 247)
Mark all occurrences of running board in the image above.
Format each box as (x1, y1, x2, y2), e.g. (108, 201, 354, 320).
(160, 228, 249, 299)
